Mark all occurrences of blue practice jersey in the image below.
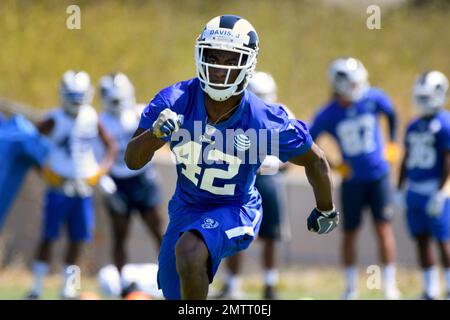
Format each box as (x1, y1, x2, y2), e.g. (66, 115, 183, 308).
(309, 87, 396, 182)
(404, 110, 450, 183)
(0, 114, 50, 229)
(139, 78, 312, 209)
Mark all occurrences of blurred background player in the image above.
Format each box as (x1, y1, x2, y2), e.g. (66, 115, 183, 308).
(397, 71, 450, 300)
(98, 72, 164, 297)
(0, 113, 49, 231)
(309, 57, 401, 300)
(26, 70, 117, 299)
(215, 71, 292, 299)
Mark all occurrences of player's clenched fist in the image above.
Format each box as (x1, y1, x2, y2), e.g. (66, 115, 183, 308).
(152, 108, 184, 139)
(307, 207, 340, 234)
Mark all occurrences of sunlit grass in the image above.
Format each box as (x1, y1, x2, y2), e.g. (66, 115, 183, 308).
(0, 264, 431, 300)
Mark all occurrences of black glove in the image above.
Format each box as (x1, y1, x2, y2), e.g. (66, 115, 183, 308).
(307, 207, 340, 234)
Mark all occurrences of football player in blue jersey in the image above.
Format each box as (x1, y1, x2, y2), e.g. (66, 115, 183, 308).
(309, 57, 401, 300)
(98, 72, 164, 298)
(125, 15, 339, 300)
(0, 114, 50, 231)
(397, 71, 450, 300)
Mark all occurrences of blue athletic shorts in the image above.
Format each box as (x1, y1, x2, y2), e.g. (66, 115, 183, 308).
(157, 196, 262, 300)
(340, 174, 393, 231)
(107, 172, 162, 215)
(406, 190, 450, 241)
(255, 174, 285, 240)
(42, 189, 95, 242)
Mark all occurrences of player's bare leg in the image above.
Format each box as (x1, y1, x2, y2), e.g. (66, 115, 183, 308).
(140, 207, 163, 248)
(342, 229, 359, 299)
(65, 241, 83, 265)
(110, 213, 140, 297)
(36, 240, 52, 262)
(262, 239, 279, 299)
(216, 252, 243, 299)
(27, 240, 53, 299)
(437, 240, 450, 299)
(416, 234, 439, 299)
(374, 221, 400, 299)
(175, 231, 210, 299)
(374, 221, 396, 265)
(110, 214, 131, 272)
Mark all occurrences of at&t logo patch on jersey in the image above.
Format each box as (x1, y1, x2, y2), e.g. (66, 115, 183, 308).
(234, 134, 251, 151)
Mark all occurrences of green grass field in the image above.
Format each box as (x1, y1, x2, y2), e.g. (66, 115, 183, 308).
(0, 265, 432, 300)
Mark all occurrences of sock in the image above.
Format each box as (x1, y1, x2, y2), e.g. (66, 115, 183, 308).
(264, 269, 279, 287)
(31, 261, 49, 296)
(445, 268, 450, 294)
(345, 266, 358, 292)
(383, 264, 397, 291)
(423, 266, 440, 298)
(226, 273, 241, 293)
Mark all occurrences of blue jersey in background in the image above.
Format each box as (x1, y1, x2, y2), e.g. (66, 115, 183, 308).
(309, 87, 397, 182)
(0, 114, 50, 229)
(404, 110, 450, 183)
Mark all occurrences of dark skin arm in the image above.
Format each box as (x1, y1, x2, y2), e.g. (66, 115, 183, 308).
(397, 149, 408, 190)
(125, 127, 166, 170)
(288, 143, 334, 212)
(36, 118, 55, 136)
(97, 122, 118, 172)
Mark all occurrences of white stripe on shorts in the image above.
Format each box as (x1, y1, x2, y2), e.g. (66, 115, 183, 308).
(225, 209, 261, 239)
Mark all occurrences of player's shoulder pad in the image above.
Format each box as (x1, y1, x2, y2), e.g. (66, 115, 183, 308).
(248, 95, 293, 130)
(152, 78, 198, 113)
(366, 86, 392, 101)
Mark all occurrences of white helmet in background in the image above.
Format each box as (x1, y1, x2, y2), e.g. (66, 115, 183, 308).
(248, 71, 277, 103)
(195, 15, 259, 102)
(60, 70, 93, 116)
(413, 70, 448, 116)
(99, 72, 135, 115)
(328, 57, 369, 102)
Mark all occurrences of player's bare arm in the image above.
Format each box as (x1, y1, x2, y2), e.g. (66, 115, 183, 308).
(397, 149, 409, 190)
(36, 117, 55, 136)
(97, 122, 118, 172)
(288, 143, 334, 211)
(125, 127, 165, 170)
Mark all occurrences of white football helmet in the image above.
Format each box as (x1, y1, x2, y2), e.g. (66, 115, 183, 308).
(195, 15, 259, 102)
(248, 71, 277, 103)
(99, 72, 135, 115)
(413, 71, 448, 116)
(60, 70, 93, 116)
(328, 57, 369, 102)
